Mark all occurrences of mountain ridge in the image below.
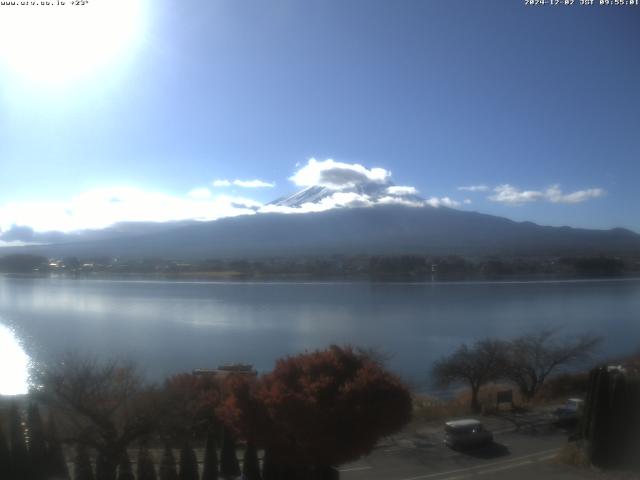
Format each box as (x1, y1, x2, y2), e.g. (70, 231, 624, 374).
(2, 204, 639, 260)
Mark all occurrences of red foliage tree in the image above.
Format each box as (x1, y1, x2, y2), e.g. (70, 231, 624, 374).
(217, 374, 269, 444)
(219, 345, 412, 470)
(162, 373, 222, 437)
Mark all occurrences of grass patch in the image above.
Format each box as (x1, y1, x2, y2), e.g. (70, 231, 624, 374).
(556, 442, 591, 469)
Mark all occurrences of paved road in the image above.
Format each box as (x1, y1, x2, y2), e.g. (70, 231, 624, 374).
(340, 423, 589, 480)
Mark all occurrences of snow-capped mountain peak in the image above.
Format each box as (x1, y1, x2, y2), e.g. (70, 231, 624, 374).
(269, 182, 424, 208)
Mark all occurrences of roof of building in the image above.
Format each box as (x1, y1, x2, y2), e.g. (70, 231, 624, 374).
(192, 363, 257, 377)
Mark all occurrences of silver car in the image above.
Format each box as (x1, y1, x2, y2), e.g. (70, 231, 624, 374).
(444, 419, 494, 449)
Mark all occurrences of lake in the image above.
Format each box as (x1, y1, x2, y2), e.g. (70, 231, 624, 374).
(1, 275, 639, 395)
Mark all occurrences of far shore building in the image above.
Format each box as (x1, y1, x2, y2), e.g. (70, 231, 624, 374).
(192, 363, 258, 379)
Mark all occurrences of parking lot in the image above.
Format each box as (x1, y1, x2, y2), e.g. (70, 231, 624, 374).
(340, 411, 596, 480)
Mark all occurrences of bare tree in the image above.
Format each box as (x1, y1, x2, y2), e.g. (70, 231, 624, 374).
(37, 355, 162, 480)
(504, 330, 601, 401)
(432, 339, 508, 412)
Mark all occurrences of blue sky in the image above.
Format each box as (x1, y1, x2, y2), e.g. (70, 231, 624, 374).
(0, 0, 639, 234)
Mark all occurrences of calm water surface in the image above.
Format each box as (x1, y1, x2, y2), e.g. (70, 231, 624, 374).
(0, 276, 639, 393)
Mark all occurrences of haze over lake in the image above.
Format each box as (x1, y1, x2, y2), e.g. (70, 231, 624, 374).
(1, 275, 639, 393)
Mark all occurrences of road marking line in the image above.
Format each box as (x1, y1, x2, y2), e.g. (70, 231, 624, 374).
(407, 460, 534, 480)
(395, 447, 561, 480)
(339, 465, 373, 472)
(450, 454, 557, 479)
(474, 459, 533, 476)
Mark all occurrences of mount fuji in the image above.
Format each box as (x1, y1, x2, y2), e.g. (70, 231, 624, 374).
(2, 185, 639, 259)
(269, 182, 423, 209)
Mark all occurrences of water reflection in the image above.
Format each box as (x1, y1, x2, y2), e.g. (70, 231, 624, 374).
(0, 276, 638, 389)
(0, 323, 30, 395)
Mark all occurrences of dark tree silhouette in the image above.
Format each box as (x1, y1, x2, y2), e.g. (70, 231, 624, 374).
(27, 403, 48, 479)
(219, 346, 412, 472)
(314, 466, 339, 480)
(73, 445, 94, 480)
(162, 373, 222, 438)
(432, 339, 508, 412)
(505, 330, 601, 401)
(0, 421, 10, 479)
(219, 427, 240, 479)
(178, 443, 198, 480)
(137, 446, 157, 480)
(9, 403, 30, 480)
(158, 446, 178, 480)
(96, 451, 112, 480)
(39, 355, 162, 480)
(0, 254, 47, 273)
(46, 413, 70, 480)
(243, 442, 261, 480)
(116, 451, 135, 480)
(261, 449, 277, 480)
(581, 364, 640, 469)
(201, 431, 218, 480)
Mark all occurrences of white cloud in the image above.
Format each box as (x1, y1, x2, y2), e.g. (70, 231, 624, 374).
(212, 179, 232, 187)
(263, 192, 464, 214)
(187, 188, 212, 199)
(425, 197, 461, 208)
(489, 184, 605, 205)
(458, 185, 489, 192)
(271, 159, 466, 212)
(233, 179, 275, 188)
(322, 192, 374, 209)
(386, 186, 418, 196)
(212, 179, 275, 188)
(257, 204, 301, 215)
(544, 185, 605, 204)
(290, 158, 391, 189)
(489, 184, 544, 204)
(378, 196, 425, 207)
(464, 199, 472, 205)
(214, 194, 263, 209)
(260, 192, 374, 215)
(0, 159, 470, 235)
(0, 186, 261, 233)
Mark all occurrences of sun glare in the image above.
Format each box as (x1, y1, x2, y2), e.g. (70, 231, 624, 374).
(0, 323, 30, 396)
(0, 0, 144, 85)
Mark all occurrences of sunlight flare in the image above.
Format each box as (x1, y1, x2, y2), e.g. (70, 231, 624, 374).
(0, 0, 144, 85)
(0, 323, 30, 395)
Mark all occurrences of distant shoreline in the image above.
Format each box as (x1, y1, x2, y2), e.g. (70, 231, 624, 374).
(3, 271, 640, 286)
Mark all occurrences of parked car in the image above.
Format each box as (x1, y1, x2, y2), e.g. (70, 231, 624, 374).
(444, 419, 494, 449)
(553, 398, 584, 425)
